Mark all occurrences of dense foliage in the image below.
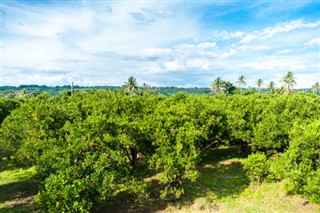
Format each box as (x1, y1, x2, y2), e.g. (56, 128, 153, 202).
(0, 98, 22, 158)
(0, 98, 21, 125)
(1, 91, 320, 212)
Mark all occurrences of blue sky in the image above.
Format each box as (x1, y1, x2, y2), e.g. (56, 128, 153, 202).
(1, 0, 319, 88)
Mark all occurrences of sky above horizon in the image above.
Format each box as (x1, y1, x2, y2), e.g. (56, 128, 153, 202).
(1, 0, 320, 88)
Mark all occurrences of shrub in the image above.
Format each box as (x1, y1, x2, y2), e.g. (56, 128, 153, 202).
(243, 152, 269, 183)
(304, 169, 320, 204)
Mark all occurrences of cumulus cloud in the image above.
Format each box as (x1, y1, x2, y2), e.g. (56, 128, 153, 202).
(219, 49, 237, 59)
(185, 59, 210, 70)
(212, 30, 245, 40)
(2, 1, 319, 88)
(163, 60, 183, 71)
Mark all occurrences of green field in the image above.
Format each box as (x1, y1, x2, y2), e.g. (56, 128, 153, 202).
(1, 146, 318, 213)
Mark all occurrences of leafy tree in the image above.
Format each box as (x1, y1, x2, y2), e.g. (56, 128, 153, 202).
(268, 81, 276, 94)
(311, 82, 319, 95)
(0, 98, 21, 126)
(123, 76, 138, 96)
(211, 78, 236, 95)
(150, 94, 203, 199)
(17, 89, 30, 98)
(226, 95, 271, 154)
(279, 120, 320, 203)
(5, 90, 16, 98)
(253, 100, 290, 153)
(244, 153, 269, 184)
(2, 89, 320, 210)
(142, 83, 152, 94)
(1, 91, 154, 211)
(223, 81, 237, 95)
(211, 77, 225, 94)
(278, 85, 288, 95)
(236, 75, 247, 94)
(256, 79, 263, 93)
(280, 71, 296, 94)
(30, 89, 43, 97)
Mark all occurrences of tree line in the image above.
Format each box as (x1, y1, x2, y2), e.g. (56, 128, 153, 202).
(211, 71, 320, 95)
(1, 71, 319, 98)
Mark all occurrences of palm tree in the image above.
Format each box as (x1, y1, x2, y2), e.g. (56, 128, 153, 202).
(280, 71, 296, 94)
(256, 79, 263, 93)
(17, 89, 30, 98)
(211, 77, 225, 94)
(123, 76, 138, 96)
(311, 82, 320, 95)
(279, 85, 287, 95)
(268, 81, 276, 94)
(236, 75, 247, 94)
(142, 83, 151, 94)
(5, 90, 16, 98)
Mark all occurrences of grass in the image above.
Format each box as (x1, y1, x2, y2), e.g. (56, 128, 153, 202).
(1, 146, 319, 212)
(0, 167, 39, 213)
(95, 146, 319, 213)
(219, 181, 319, 213)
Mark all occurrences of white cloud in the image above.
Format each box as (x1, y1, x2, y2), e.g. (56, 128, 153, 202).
(233, 54, 317, 73)
(7, 7, 95, 38)
(2, 1, 200, 85)
(240, 19, 320, 43)
(304, 38, 320, 47)
(240, 34, 256, 43)
(196, 42, 216, 49)
(186, 58, 210, 70)
(219, 48, 237, 59)
(212, 30, 245, 40)
(4, 73, 67, 86)
(163, 60, 183, 71)
(296, 73, 320, 88)
(232, 31, 245, 37)
(276, 49, 294, 54)
(2, 2, 319, 88)
(139, 48, 173, 58)
(238, 45, 271, 51)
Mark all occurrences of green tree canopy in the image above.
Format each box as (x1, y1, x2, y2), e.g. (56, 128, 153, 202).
(123, 76, 138, 96)
(256, 79, 263, 93)
(268, 81, 276, 94)
(236, 75, 247, 94)
(211, 77, 225, 94)
(311, 82, 319, 95)
(280, 71, 296, 94)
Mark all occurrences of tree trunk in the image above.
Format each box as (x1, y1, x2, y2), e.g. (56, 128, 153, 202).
(240, 140, 248, 156)
(130, 148, 137, 167)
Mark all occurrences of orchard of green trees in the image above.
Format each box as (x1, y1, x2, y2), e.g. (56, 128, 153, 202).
(0, 73, 319, 212)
